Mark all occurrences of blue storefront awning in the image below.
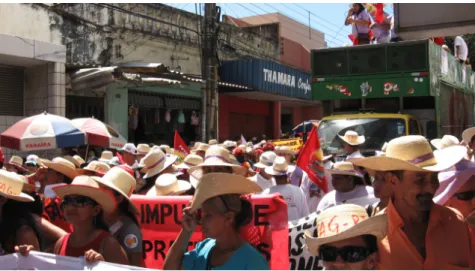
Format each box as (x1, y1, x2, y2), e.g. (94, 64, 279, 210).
(219, 59, 312, 100)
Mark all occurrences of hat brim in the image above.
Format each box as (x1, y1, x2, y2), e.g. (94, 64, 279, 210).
(304, 213, 388, 255)
(349, 146, 466, 172)
(98, 158, 111, 163)
(462, 127, 475, 144)
(188, 160, 248, 180)
(338, 135, 365, 146)
(143, 155, 178, 179)
(254, 162, 270, 169)
(176, 163, 193, 170)
(264, 166, 287, 176)
(25, 161, 38, 167)
(5, 163, 28, 173)
(0, 190, 34, 202)
(94, 178, 140, 215)
(53, 184, 116, 213)
(146, 180, 192, 196)
(430, 138, 443, 150)
(326, 169, 363, 178)
(41, 160, 79, 180)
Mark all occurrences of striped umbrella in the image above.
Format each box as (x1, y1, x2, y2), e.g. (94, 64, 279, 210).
(71, 117, 126, 149)
(0, 112, 86, 151)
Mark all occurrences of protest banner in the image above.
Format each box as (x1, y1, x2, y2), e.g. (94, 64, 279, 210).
(0, 251, 151, 270)
(288, 212, 323, 270)
(270, 138, 303, 151)
(130, 194, 289, 270)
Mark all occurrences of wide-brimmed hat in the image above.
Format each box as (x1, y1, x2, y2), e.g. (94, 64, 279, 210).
(25, 154, 39, 167)
(0, 170, 34, 202)
(304, 204, 388, 255)
(190, 173, 262, 212)
(435, 159, 475, 205)
(197, 143, 210, 152)
(431, 135, 460, 150)
(76, 161, 111, 177)
(146, 173, 192, 196)
(276, 146, 295, 155)
(41, 157, 79, 180)
(176, 154, 203, 170)
(338, 130, 365, 146)
(462, 127, 475, 145)
(160, 145, 172, 155)
(99, 151, 113, 163)
(5, 156, 27, 173)
(254, 151, 277, 169)
(137, 144, 150, 155)
(208, 139, 218, 145)
(188, 146, 247, 181)
(139, 149, 177, 179)
(53, 175, 116, 213)
(327, 162, 364, 178)
(223, 140, 237, 149)
(265, 156, 288, 176)
(63, 155, 85, 169)
(119, 143, 137, 155)
(349, 135, 466, 172)
(96, 167, 139, 215)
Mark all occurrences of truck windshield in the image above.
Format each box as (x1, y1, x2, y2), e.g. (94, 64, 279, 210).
(318, 118, 406, 154)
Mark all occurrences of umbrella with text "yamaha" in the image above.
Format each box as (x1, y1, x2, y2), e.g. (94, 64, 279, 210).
(71, 117, 126, 149)
(0, 112, 86, 151)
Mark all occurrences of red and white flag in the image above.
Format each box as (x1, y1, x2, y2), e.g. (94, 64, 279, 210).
(174, 131, 190, 160)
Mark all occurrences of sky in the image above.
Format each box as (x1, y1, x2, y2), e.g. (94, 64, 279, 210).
(171, 3, 394, 48)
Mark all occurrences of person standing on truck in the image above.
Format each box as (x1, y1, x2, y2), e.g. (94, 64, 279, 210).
(345, 3, 372, 45)
(452, 36, 468, 64)
(370, 12, 391, 44)
(338, 130, 365, 160)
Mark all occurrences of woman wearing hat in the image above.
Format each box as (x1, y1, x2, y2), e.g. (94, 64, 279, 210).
(52, 176, 128, 264)
(135, 149, 178, 195)
(163, 173, 269, 270)
(5, 156, 28, 174)
(176, 154, 203, 195)
(147, 174, 192, 196)
(96, 167, 144, 267)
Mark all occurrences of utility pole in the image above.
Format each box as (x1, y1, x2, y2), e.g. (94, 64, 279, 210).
(201, 3, 220, 142)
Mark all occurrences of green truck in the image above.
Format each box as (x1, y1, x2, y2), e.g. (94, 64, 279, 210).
(311, 39, 475, 154)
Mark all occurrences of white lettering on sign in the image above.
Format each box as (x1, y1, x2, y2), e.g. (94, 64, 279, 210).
(263, 68, 309, 95)
(298, 78, 311, 95)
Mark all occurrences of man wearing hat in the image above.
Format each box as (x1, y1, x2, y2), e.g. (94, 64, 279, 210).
(250, 151, 277, 191)
(136, 144, 150, 161)
(195, 143, 209, 160)
(135, 148, 178, 194)
(305, 204, 388, 270)
(24, 154, 40, 175)
(351, 135, 475, 269)
(339, 130, 365, 160)
(462, 127, 475, 161)
(119, 143, 138, 167)
(317, 162, 377, 213)
(261, 157, 309, 221)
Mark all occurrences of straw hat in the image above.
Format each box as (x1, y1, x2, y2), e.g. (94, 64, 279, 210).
(462, 127, 475, 144)
(190, 173, 262, 212)
(41, 157, 79, 179)
(435, 159, 475, 205)
(160, 145, 172, 155)
(197, 143, 210, 152)
(95, 167, 139, 215)
(276, 146, 295, 155)
(53, 175, 116, 213)
(304, 204, 388, 255)
(25, 154, 39, 167)
(0, 170, 34, 202)
(63, 155, 85, 169)
(146, 173, 192, 196)
(208, 139, 218, 145)
(265, 156, 288, 176)
(76, 161, 111, 177)
(431, 135, 460, 150)
(137, 144, 151, 155)
(327, 162, 364, 178)
(176, 154, 203, 170)
(98, 151, 113, 163)
(338, 130, 365, 146)
(223, 140, 237, 149)
(5, 156, 27, 173)
(139, 149, 177, 179)
(188, 146, 248, 180)
(349, 136, 466, 172)
(254, 151, 277, 169)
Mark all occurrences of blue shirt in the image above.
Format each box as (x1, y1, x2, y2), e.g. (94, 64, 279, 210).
(182, 238, 270, 270)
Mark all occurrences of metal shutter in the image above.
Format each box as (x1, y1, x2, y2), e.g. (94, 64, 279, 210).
(0, 65, 23, 116)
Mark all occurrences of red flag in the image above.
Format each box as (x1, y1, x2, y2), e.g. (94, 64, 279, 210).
(174, 131, 190, 160)
(374, 3, 384, 23)
(432, 37, 445, 46)
(116, 151, 125, 165)
(296, 126, 328, 193)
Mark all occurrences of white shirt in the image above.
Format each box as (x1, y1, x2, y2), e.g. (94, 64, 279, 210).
(262, 184, 310, 221)
(299, 172, 325, 213)
(317, 185, 377, 213)
(346, 150, 363, 160)
(454, 36, 468, 61)
(248, 174, 276, 192)
(351, 10, 372, 37)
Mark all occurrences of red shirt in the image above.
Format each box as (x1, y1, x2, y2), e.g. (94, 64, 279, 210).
(42, 196, 72, 233)
(58, 230, 110, 257)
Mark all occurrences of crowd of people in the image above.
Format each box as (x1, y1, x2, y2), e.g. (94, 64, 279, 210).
(0, 123, 473, 269)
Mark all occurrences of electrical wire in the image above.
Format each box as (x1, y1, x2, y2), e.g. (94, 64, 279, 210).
(291, 3, 351, 34)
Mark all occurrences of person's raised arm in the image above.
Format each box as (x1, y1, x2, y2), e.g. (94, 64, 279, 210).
(345, 8, 354, 26)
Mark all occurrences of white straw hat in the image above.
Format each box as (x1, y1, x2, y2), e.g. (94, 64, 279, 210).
(5, 156, 27, 173)
(137, 144, 151, 155)
(188, 146, 247, 181)
(305, 204, 388, 255)
(0, 170, 35, 202)
(63, 155, 85, 168)
(254, 151, 277, 169)
(265, 156, 288, 176)
(276, 146, 295, 155)
(350, 135, 466, 172)
(160, 145, 172, 155)
(96, 167, 139, 215)
(190, 173, 262, 212)
(76, 161, 111, 177)
(197, 143, 210, 152)
(327, 162, 364, 178)
(462, 127, 475, 144)
(139, 149, 177, 179)
(146, 173, 192, 196)
(430, 135, 460, 150)
(176, 154, 203, 170)
(99, 151, 114, 163)
(41, 157, 80, 180)
(208, 139, 218, 145)
(338, 130, 365, 146)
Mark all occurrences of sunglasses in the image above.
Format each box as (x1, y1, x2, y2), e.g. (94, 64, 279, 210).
(319, 245, 374, 263)
(61, 196, 97, 209)
(453, 190, 475, 201)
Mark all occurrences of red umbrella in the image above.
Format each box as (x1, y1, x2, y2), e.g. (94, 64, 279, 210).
(71, 118, 126, 149)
